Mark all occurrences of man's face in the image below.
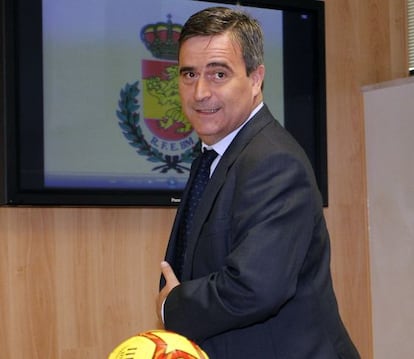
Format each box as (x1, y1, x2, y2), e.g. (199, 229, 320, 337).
(178, 32, 264, 145)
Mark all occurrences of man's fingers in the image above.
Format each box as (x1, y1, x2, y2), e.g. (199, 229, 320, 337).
(157, 262, 180, 323)
(161, 261, 179, 286)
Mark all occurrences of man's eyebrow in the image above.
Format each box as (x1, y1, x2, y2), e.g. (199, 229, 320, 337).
(179, 62, 232, 74)
(179, 66, 195, 75)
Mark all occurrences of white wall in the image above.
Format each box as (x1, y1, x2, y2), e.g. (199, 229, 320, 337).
(363, 77, 414, 359)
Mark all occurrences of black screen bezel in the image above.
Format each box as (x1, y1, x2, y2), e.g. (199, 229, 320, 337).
(0, 0, 327, 206)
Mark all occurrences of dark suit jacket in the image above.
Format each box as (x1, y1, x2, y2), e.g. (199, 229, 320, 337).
(161, 105, 360, 358)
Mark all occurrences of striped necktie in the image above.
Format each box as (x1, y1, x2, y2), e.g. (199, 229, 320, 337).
(175, 149, 218, 280)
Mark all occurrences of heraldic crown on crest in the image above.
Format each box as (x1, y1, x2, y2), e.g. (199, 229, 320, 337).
(140, 14, 182, 60)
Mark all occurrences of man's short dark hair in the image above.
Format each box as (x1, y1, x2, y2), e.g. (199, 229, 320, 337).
(179, 7, 264, 75)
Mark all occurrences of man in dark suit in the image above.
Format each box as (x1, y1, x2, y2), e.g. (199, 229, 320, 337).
(157, 7, 360, 358)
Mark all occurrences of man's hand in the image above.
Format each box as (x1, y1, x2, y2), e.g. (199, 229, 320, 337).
(156, 261, 180, 323)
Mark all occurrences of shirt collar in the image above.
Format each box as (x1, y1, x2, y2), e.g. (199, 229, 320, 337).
(202, 102, 264, 156)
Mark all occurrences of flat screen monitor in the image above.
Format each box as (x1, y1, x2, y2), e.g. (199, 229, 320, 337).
(0, 0, 327, 206)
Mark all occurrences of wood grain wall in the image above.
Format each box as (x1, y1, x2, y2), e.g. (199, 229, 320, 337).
(0, 1, 408, 358)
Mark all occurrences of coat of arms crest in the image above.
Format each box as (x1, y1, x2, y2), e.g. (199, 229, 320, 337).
(116, 15, 200, 174)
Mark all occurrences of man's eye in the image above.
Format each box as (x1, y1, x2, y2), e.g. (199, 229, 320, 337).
(180, 72, 197, 83)
(215, 72, 226, 79)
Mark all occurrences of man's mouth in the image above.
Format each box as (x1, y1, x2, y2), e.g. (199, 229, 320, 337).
(195, 108, 220, 114)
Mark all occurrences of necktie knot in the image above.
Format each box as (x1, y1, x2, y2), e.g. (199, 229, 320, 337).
(199, 149, 218, 175)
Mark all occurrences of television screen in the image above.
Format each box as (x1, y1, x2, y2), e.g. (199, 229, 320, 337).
(0, 0, 327, 206)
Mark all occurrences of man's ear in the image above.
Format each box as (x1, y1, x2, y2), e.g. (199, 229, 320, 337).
(250, 64, 265, 94)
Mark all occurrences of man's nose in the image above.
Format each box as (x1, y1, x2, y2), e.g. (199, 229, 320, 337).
(194, 76, 212, 101)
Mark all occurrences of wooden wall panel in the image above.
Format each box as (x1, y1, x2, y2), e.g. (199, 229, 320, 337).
(323, 1, 407, 358)
(0, 1, 408, 358)
(324, 1, 372, 356)
(0, 207, 175, 358)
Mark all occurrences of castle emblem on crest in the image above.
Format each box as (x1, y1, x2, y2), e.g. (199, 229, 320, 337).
(116, 15, 200, 174)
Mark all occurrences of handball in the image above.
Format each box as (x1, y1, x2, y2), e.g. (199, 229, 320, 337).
(108, 329, 209, 359)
